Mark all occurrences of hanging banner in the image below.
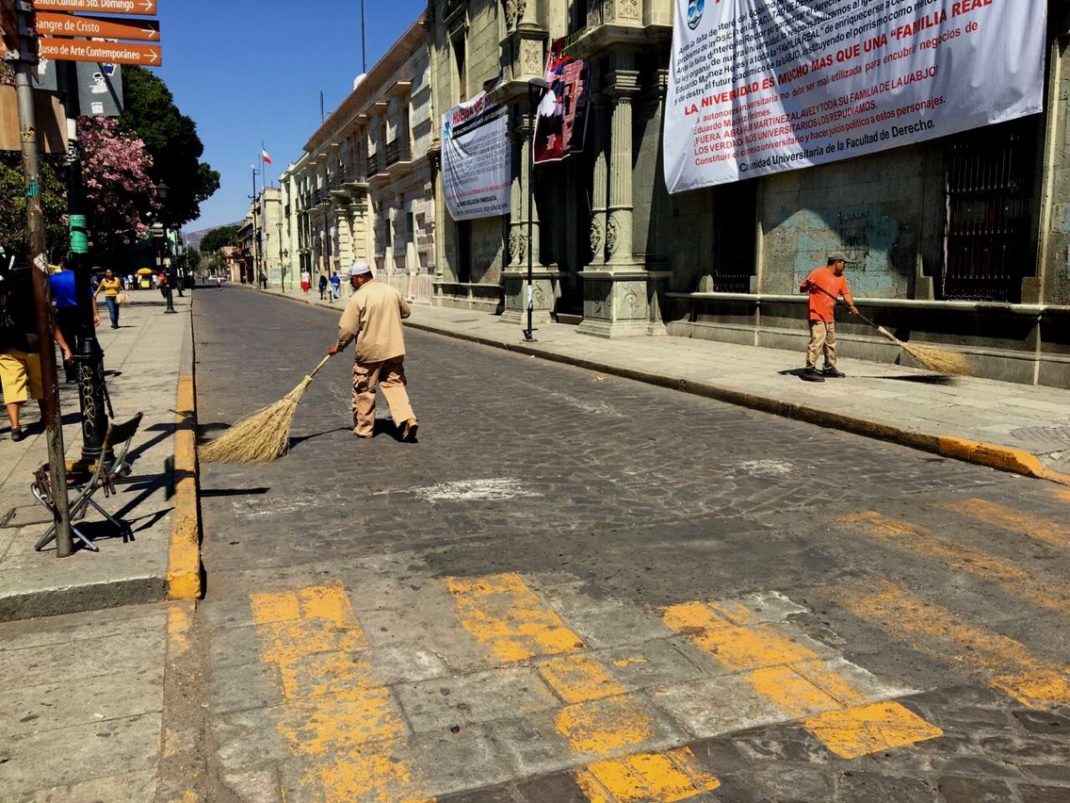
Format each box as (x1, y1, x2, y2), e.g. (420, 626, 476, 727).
(533, 38, 591, 164)
(442, 92, 511, 221)
(664, 0, 1047, 194)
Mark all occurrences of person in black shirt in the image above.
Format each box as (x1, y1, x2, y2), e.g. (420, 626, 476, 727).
(0, 267, 73, 441)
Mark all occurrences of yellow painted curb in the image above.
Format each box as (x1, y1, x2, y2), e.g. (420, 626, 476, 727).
(167, 374, 202, 599)
(938, 436, 1070, 486)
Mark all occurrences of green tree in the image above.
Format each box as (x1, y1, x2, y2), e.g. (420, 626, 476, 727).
(0, 152, 69, 263)
(199, 224, 240, 254)
(120, 66, 219, 227)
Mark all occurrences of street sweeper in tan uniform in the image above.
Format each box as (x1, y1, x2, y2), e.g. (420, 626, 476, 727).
(327, 262, 419, 442)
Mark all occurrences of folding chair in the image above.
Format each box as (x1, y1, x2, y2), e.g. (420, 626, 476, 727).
(32, 412, 144, 552)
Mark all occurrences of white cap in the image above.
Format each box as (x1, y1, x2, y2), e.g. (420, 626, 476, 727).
(345, 261, 372, 279)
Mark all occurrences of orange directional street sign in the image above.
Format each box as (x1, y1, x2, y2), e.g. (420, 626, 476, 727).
(32, 0, 157, 14)
(39, 37, 161, 66)
(36, 13, 160, 41)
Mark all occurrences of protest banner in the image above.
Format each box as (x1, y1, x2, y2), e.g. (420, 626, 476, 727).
(664, 0, 1047, 193)
(442, 92, 511, 221)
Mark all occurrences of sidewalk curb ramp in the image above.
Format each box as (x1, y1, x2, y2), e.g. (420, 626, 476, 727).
(257, 287, 1070, 487)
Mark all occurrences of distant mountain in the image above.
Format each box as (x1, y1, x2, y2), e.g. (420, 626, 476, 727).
(182, 222, 240, 251)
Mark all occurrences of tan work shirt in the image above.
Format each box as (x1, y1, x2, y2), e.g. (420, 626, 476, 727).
(336, 279, 411, 363)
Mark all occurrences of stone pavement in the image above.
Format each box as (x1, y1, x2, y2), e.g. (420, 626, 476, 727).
(259, 283, 1070, 484)
(0, 288, 201, 803)
(0, 288, 193, 620)
(195, 288, 1070, 803)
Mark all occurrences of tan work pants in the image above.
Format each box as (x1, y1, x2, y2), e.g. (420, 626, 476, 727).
(352, 357, 414, 437)
(806, 321, 836, 370)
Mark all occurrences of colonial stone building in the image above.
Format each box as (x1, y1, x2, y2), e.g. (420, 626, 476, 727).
(281, 17, 437, 303)
(419, 0, 1070, 387)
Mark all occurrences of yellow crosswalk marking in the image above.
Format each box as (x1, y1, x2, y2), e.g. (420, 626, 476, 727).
(251, 584, 432, 802)
(446, 573, 585, 663)
(939, 498, 1070, 549)
(662, 600, 942, 759)
(803, 702, 945, 760)
(446, 573, 720, 801)
(841, 512, 1070, 615)
(539, 654, 628, 704)
(831, 578, 1070, 709)
(576, 748, 720, 802)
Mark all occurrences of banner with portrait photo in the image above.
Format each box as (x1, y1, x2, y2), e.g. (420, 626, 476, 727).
(442, 92, 511, 221)
(533, 38, 591, 165)
(663, 0, 1047, 194)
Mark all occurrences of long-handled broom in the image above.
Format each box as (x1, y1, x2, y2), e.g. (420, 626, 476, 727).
(812, 285, 970, 375)
(200, 355, 333, 463)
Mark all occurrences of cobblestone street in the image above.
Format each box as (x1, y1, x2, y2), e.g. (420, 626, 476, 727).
(193, 288, 1070, 802)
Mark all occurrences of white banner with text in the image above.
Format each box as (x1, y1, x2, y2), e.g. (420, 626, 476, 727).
(442, 92, 511, 221)
(664, 0, 1047, 194)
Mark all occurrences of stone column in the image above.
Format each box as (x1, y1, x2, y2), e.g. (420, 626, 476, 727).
(577, 49, 665, 338)
(606, 60, 639, 267)
(588, 91, 608, 267)
(508, 116, 525, 268)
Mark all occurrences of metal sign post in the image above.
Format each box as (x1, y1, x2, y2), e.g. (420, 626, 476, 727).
(10, 0, 75, 557)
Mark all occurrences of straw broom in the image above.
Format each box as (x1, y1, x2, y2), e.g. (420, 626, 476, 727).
(200, 355, 332, 463)
(813, 286, 970, 375)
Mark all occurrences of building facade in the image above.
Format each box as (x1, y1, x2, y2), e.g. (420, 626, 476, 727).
(416, 0, 1070, 386)
(283, 18, 437, 303)
(275, 2, 1068, 386)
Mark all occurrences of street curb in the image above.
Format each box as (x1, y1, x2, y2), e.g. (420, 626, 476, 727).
(166, 302, 203, 600)
(403, 321, 1070, 487)
(253, 287, 1070, 487)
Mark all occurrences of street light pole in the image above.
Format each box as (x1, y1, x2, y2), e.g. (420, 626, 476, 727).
(524, 78, 549, 342)
(250, 166, 262, 287)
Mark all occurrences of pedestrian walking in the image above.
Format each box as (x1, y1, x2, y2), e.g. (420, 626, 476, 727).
(318, 273, 328, 300)
(300, 270, 311, 294)
(799, 252, 858, 382)
(95, 268, 123, 329)
(1, 267, 73, 441)
(330, 270, 341, 301)
(327, 262, 418, 441)
(49, 260, 99, 383)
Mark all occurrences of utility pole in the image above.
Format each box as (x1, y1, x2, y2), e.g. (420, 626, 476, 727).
(57, 61, 110, 464)
(250, 165, 261, 286)
(360, 0, 366, 74)
(11, 1, 74, 557)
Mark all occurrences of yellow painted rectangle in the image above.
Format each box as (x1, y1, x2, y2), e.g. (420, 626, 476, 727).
(939, 499, 1070, 549)
(663, 598, 942, 760)
(841, 512, 1070, 616)
(447, 573, 584, 663)
(579, 747, 720, 803)
(539, 654, 628, 704)
(803, 702, 943, 759)
(744, 666, 842, 717)
(250, 584, 429, 801)
(832, 578, 1070, 709)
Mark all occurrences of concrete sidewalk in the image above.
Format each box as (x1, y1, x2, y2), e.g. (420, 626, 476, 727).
(259, 283, 1070, 485)
(0, 289, 197, 621)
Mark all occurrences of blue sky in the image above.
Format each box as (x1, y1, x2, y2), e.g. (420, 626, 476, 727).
(157, 0, 427, 234)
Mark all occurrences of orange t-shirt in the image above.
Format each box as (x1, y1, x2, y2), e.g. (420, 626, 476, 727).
(804, 266, 853, 323)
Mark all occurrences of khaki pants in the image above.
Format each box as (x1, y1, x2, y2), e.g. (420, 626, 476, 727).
(806, 321, 836, 370)
(352, 357, 414, 437)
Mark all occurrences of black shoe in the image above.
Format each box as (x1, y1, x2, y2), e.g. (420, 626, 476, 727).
(822, 367, 846, 378)
(401, 419, 419, 442)
(800, 368, 825, 382)
(10, 427, 24, 442)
